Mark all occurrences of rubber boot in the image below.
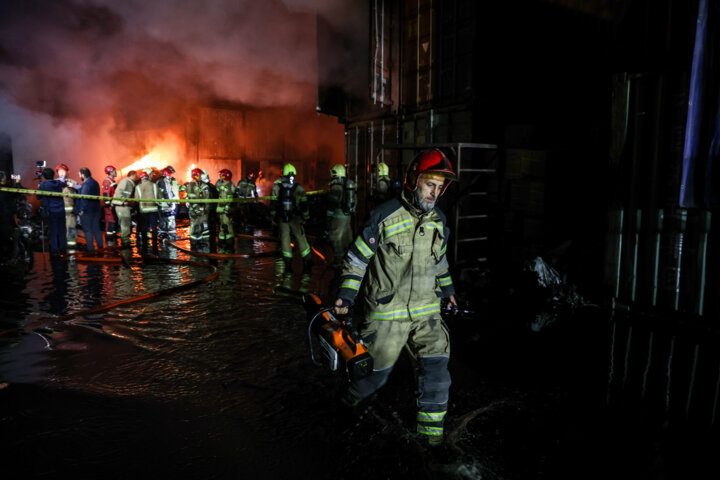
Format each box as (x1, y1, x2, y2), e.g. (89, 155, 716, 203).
(302, 255, 313, 274)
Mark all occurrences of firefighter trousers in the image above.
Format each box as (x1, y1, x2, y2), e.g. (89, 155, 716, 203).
(65, 213, 77, 249)
(278, 218, 310, 259)
(347, 316, 451, 439)
(114, 206, 133, 244)
(328, 213, 352, 262)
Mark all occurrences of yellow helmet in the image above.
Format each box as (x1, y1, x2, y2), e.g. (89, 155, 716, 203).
(282, 163, 297, 176)
(378, 162, 389, 177)
(330, 164, 346, 178)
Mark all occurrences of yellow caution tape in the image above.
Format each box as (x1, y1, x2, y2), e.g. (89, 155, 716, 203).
(0, 186, 328, 203)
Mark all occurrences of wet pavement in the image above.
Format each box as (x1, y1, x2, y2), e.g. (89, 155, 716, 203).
(0, 225, 718, 479)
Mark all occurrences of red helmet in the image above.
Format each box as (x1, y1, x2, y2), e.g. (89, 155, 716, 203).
(139, 170, 149, 180)
(404, 149, 456, 196)
(191, 167, 202, 181)
(219, 169, 232, 182)
(56, 163, 69, 172)
(247, 172, 255, 180)
(104, 165, 116, 175)
(165, 165, 175, 174)
(161, 167, 173, 177)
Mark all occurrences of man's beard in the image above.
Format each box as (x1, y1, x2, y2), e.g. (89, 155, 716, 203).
(414, 188, 436, 212)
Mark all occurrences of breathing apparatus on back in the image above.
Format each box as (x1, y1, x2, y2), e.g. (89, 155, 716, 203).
(330, 164, 357, 215)
(279, 173, 297, 222)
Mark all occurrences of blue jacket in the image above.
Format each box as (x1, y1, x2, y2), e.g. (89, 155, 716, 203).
(75, 176, 101, 215)
(37, 179, 66, 213)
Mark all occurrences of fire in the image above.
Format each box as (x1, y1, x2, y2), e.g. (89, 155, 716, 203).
(186, 163, 197, 182)
(120, 152, 168, 177)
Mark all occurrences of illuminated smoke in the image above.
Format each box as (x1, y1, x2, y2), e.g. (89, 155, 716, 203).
(0, 0, 359, 183)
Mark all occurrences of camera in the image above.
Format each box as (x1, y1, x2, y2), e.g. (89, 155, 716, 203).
(34, 160, 46, 181)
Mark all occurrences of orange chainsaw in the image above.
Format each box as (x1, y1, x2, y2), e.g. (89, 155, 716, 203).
(304, 293, 373, 381)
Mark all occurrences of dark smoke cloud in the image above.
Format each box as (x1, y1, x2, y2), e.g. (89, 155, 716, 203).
(0, 0, 360, 180)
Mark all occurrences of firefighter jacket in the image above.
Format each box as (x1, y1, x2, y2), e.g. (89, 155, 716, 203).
(337, 192, 455, 322)
(236, 178, 258, 198)
(102, 176, 116, 207)
(180, 180, 211, 217)
(134, 179, 160, 214)
(62, 182, 75, 214)
(327, 177, 357, 217)
(112, 177, 136, 206)
(156, 176, 179, 212)
(216, 179, 235, 214)
(270, 176, 309, 223)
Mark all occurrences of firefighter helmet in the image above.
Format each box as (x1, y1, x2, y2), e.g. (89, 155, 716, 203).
(219, 169, 232, 182)
(247, 172, 255, 180)
(139, 170, 149, 180)
(378, 162, 389, 177)
(104, 165, 117, 175)
(282, 163, 297, 176)
(161, 167, 173, 177)
(404, 149, 456, 196)
(191, 167, 202, 181)
(330, 164, 346, 178)
(165, 165, 175, 174)
(56, 163, 69, 173)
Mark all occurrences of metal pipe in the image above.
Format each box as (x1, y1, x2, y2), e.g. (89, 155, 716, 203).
(696, 211, 711, 315)
(652, 209, 664, 306)
(381, 0, 385, 105)
(373, 0, 379, 104)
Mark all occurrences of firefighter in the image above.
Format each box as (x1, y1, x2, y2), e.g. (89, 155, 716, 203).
(333, 149, 459, 447)
(102, 165, 118, 243)
(56, 164, 78, 252)
(216, 168, 236, 252)
(180, 167, 212, 250)
(235, 171, 258, 232)
(135, 168, 160, 254)
(326, 163, 356, 268)
(112, 170, 138, 247)
(156, 166, 179, 241)
(270, 163, 312, 273)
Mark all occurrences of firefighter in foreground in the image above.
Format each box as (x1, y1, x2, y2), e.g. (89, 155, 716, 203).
(112, 170, 138, 247)
(333, 149, 459, 447)
(216, 168, 236, 252)
(135, 168, 160, 254)
(271, 163, 312, 273)
(101, 165, 118, 244)
(156, 165, 179, 241)
(326, 163, 356, 268)
(180, 167, 212, 250)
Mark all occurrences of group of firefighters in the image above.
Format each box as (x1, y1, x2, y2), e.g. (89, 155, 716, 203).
(60, 159, 400, 265)
(97, 165, 259, 254)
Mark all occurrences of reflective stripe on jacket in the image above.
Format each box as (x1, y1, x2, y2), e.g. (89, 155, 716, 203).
(112, 177, 135, 206)
(135, 179, 159, 213)
(337, 192, 455, 322)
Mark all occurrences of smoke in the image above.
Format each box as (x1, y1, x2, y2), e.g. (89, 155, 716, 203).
(0, 0, 359, 182)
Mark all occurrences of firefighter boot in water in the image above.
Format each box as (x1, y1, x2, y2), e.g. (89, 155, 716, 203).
(283, 257, 293, 272)
(302, 255, 313, 274)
